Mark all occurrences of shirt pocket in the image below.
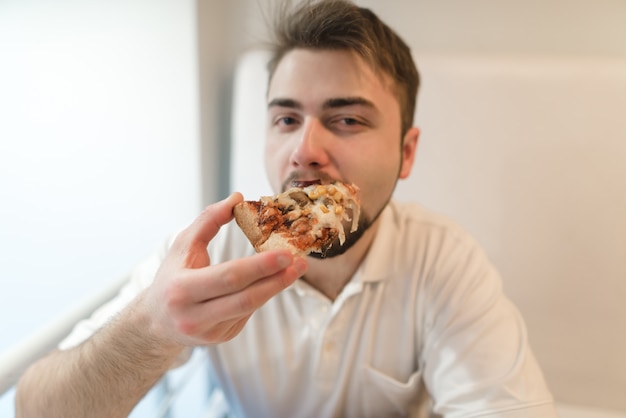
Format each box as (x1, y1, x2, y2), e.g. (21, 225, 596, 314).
(360, 366, 425, 417)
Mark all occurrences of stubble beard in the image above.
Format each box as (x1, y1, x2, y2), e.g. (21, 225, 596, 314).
(308, 197, 389, 259)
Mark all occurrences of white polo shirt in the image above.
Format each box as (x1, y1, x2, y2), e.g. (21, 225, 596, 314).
(60, 200, 557, 418)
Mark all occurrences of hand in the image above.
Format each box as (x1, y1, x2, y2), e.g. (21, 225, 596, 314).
(141, 193, 307, 347)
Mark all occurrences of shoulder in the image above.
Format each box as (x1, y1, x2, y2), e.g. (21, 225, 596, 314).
(379, 200, 489, 268)
(386, 200, 473, 242)
(370, 201, 502, 308)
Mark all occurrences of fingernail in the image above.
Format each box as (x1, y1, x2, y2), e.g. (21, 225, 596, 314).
(277, 254, 292, 269)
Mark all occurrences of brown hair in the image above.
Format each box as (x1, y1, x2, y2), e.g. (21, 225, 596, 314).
(267, 0, 420, 135)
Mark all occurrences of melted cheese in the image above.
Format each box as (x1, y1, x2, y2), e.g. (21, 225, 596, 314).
(270, 182, 360, 246)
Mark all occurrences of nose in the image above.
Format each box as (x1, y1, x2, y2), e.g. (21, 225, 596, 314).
(290, 118, 330, 169)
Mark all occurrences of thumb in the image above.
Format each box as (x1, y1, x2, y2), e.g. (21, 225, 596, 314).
(179, 192, 244, 251)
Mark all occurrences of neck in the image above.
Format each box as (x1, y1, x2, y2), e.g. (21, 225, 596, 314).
(302, 218, 381, 301)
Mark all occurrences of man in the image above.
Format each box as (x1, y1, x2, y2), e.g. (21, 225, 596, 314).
(16, 1, 558, 417)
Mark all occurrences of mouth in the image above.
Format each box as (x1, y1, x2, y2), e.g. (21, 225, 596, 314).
(283, 171, 337, 191)
(291, 179, 322, 188)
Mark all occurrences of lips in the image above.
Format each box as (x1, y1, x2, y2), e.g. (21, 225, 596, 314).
(283, 171, 336, 191)
(291, 179, 322, 188)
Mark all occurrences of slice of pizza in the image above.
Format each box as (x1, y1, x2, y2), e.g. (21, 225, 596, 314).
(233, 181, 360, 256)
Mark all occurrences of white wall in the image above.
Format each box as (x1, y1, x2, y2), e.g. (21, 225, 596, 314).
(0, 1, 202, 413)
(356, 0, 626, 57)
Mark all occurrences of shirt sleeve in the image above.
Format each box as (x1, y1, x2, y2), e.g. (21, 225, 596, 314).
(419, 231, 557, 418)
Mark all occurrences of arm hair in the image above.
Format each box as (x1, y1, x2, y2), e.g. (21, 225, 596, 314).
(15, 292, 185, 418)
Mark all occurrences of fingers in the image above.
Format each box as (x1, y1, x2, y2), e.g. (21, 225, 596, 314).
(167, 254, 307, 344)
(185, 250, 307, 302)
(173, 257, 307, 341)
(208, 257, 306, 320)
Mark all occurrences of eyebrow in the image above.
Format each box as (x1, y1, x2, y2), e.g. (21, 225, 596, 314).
(267, 98, 302, 110)
(267, 96, 375, 110)
(323, 97, 375, 110)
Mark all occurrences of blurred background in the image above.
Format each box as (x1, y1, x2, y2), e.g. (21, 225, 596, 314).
(1, 0, 625, 416)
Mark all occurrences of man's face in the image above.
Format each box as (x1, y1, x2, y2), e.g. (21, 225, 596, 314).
(265, 49, 418, 254)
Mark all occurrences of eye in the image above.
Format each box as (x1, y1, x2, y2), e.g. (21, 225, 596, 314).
(340, 117, 360, 125)
(328, 115, 369, 133)
(277, 116, 298, 126)
(270, 114, 302, 132)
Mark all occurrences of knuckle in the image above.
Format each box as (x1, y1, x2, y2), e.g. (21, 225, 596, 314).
(174, 317, 198, 336)
(237, 292, 256, 312)
(222, 270, 240, 293)
(163, 280, 189, 310)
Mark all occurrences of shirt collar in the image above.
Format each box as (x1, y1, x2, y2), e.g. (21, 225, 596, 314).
(287, 201, 402, 302)
(358, 201, 400, 283)
(289, 200, 400, 299)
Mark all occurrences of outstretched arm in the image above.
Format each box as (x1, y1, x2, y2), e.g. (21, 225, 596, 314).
(15, 193, 307, 418)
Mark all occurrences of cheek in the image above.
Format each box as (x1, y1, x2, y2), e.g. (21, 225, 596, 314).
(355, 146, 402, 207)
(359, 145, 401, 182)
(264, 140, 290, 189)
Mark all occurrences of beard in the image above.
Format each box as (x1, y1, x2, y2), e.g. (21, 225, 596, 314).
(307, 199, 388, 259)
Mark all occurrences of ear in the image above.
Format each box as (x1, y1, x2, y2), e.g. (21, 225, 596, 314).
(399, 127, 420, 179)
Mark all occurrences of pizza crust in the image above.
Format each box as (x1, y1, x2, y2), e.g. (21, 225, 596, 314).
(233, 202, 266, 250)
(233, 201, 319, 256)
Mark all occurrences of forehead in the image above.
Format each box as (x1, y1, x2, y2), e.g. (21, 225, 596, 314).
(267, 49, 398, 109)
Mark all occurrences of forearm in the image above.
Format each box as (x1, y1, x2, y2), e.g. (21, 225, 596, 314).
(15, 293, 185, 418)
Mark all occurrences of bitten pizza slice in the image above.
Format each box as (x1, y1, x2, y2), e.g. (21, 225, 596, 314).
(233, 181, 360, 256)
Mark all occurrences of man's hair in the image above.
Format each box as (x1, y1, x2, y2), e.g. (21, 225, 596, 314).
(267, 0, 420, 136)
